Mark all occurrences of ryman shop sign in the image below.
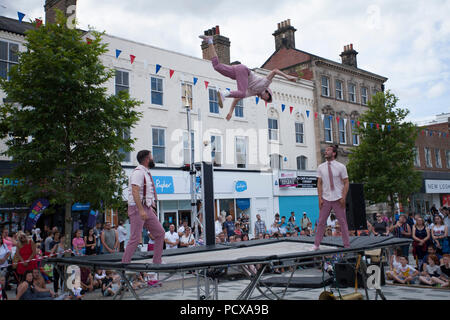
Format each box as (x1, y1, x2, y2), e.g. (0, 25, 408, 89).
(425, 180, 450, 194)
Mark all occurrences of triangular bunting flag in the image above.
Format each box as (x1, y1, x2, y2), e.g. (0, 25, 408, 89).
(86, 38, 92, 45)
(329, 115, 333, 121)
(382, 124, 385, 131)
(376, 123, 380, 130)
(256, 96, 259, 104)
(35, 19, 43, 28)
(226, 88, 230, 91)
(351, 120, 355, 126)
(115, 49, 121, 58)
(306, 110, 310, 118)
(18, 12, 25, 22)
(321, 114, 325, 121)
(336, 116, 340, 123)
(314, 112, 318, 119)
(170, 69, 175, 78)
(156, 64, 161, 74)
(387, 125, 391, 132)
(130, 55, 136, 64)
(193, 77, 198, 85)
(281, 104, 286, 112)
(357, 121, 360, 127)
(370, 123, 374, 129)
(290, 106, 293, 114)
(204, 81, 209, 89)
(363, 122, 367, 128)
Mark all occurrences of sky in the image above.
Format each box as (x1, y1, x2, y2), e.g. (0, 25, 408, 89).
(1, 0, 449, 123)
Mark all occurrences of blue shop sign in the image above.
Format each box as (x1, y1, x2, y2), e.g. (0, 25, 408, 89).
(235, 181, 247, 192)
(72, 203, 90, 211)
(153, 176, 175, 194)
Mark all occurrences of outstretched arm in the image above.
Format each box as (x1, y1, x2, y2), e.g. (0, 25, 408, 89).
(226, 98, 241, 121)
(267, 69, 297, 82)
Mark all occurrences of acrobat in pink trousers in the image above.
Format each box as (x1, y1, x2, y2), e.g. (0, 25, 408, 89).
(121, 205, 165, 264)
(314, 199, 351, 248)
(211, 56, 249, 99)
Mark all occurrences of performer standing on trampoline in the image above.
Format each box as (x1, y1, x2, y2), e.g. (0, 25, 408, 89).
(313, 145, 350, 250)
(199, 35, 297, 121)
(122, 150, 165, 264)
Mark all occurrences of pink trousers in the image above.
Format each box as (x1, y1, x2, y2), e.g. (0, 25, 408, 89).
(314, 199, 350, 248)
(212, 56, 249, 99)
(122, 205, 165, 264)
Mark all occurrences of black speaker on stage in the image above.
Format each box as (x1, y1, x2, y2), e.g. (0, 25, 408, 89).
(334, 262, 385, 288)
(345, 183, 367, 231)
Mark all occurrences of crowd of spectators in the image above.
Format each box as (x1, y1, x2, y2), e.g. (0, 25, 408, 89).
(1, 206, 449, 300)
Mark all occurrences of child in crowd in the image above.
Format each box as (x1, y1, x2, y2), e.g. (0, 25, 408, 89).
(392, 256, 419, 284)
(432, 254, 450, 287)
(101, 270, 120, 297)
(419, 254, 442, 286)
(93, 268, 106, 289)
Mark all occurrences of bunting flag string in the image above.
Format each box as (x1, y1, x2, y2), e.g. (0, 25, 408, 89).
(290, 106, 294, 114)
(281, 104, 286, 112)
(204, 81, 209, 89)
(156, 64, 161, 74)
(193, 77, 198, 85)
(35, 18, 42, 28)
(18, 12, 25, 22)
(306, 110, 310, 118)
(169, 69, 175, 78)
(115, 49, 121, 59)
(255, 96, 260, 105)
(130, 54, 136, 64)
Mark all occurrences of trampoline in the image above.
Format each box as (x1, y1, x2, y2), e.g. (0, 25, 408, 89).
(48, 235, 411, 300)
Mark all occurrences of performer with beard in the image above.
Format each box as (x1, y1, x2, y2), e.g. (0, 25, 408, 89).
(122, 150, 165, 264)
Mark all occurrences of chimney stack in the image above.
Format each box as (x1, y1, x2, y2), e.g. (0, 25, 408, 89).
(44, 0, 77, 25)
(273, 19, 297, 51)
(201, 25, 231, 65)
(340, 43, 358, 68)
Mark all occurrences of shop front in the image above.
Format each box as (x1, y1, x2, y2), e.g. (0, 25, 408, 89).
(273, 170, 319, 228)
(122, 167, 274, 237)
(411, 172, 450, 214)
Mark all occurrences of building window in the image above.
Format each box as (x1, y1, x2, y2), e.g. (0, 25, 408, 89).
(335, 80, 343, 100)
(324, 116, 332, 142)
(297, 156, 307, 170)
(234, 99, 244, 118)
(348, 83, 356, 102)
(115, 70, 129, 95)
(181, 82, 193, 109)
(209, 88, 219, 114)
(435, 149, 442, 168)
(339, 118, 346, 144)
(152, 128, 165, 164)
(235, 137, 247, 168)
(0, 40, 19, 80)
(295, 122, 304, 144)
(183, 131, 194, 165)
(119, 129, 131, 162)
(425, 147, 432, 168)
(321, 76, 330, 97)
(151, 77, 163, 105)
(270, 154, 282, 170)
(413, 147, 420, 167)
(361, 87, 368, 105)
(447, 150, 450, 168)
(211, 135, 222, 167)
(351, 121, 359, 146)
(268, 118, 279, 141)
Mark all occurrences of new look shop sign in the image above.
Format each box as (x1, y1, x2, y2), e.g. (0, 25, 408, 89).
(425, 180, 450, 194)
(153, 176, 175, 194)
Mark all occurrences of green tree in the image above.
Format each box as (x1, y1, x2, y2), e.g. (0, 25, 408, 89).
(347, 90, 421, 216)
(0, 12, 141, 252)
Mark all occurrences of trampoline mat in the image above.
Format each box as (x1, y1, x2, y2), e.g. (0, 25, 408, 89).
(260, 275, 333, 288)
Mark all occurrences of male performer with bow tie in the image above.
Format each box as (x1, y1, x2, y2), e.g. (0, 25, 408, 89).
(122, 150, 165, 264)
(313, 145, 350, 250)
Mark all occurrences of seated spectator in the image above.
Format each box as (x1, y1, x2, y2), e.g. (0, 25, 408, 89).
(391, 256, 419, 285)
(218, 232, 226, 243)
(102, 270, 120, 297)
(333, 223, 342, 237)
(228, 235, 236, 243)
(32, 268, 54, 296)
(419, 255, 442, 286)
(235, 235, 242, 242)
(306, 222, 314, 236)
(234, 222, 243, 237)
(164, 224, 179, 250)
(93, 268, 106, 289)
(372, 213, 390, 236)
(215, 236, 221, 244)
(15, 270, 54, 300)
(433, 254, 450, 287)
(264, 233, 271, 240)
(421, 245, 443, 272)
(179, 227, 195, 248)
(258, 233, 264, 240)
(327, 213, 337, 233)
(325, 227, 333, 237)
(80, 267, 94, 293)
(242, 234, 249, 241)
(386, 248, 403, 280)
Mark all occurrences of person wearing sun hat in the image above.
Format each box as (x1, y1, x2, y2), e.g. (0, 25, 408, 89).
(199, 34, 297, 121)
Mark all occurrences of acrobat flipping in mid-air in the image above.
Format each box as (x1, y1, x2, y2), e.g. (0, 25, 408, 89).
(199, 35, 298, 121)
